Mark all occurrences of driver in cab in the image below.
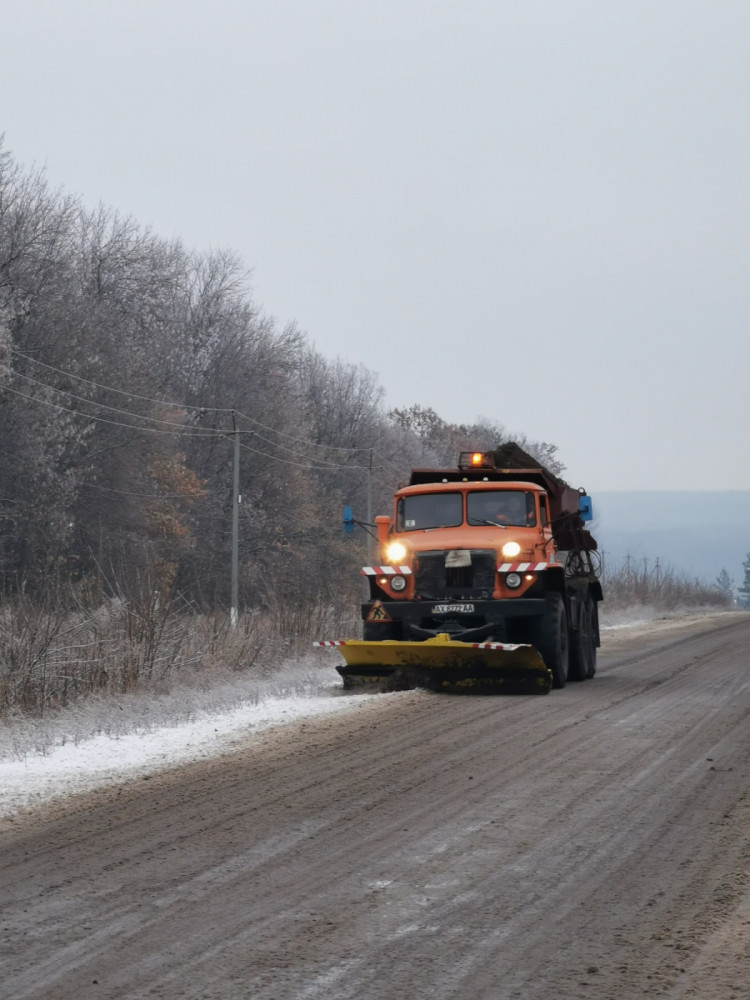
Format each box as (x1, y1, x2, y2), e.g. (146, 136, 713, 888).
(481, 493, 532, 526)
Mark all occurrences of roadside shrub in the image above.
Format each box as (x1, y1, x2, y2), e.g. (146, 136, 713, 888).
(0, 577, 358, 718)
(602, 560, 733, 612)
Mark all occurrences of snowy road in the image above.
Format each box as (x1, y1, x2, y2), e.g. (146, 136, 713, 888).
(2, 614, 749, 1000)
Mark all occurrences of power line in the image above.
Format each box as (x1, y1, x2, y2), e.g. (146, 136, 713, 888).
(6, 367, 328, 465)
(9, 348, 229, 414)
(237, 430, 372, 469)
(1, 382, 390, 478)
(11, 348, 378, 456)
(232, 406, 373, 454)
(371, 449, 409, 477)
(237, 437, 370, 471)
(78, 482, 195, 500)
(229, 419, 357, 460)
(0, 384, 223, 437)
(5, 367, 220, 432)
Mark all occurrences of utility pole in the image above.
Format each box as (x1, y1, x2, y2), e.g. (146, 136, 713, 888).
(366, 449, 373, 565)
(231, 411, 240, 628)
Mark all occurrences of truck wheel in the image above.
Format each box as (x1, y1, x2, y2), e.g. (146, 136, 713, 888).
(587, 600, 598, 678)
(533, 593, 569, 688)
(569, 595, 595, 682)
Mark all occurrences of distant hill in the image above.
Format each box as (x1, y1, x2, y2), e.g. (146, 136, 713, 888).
(590, 492, 750, 590)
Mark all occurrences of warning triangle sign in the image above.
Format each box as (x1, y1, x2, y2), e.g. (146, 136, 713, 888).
(365, 601, 391, 622)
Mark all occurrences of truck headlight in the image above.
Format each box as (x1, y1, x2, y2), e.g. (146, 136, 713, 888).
(385, 541, 407, 563)
(390, 575, 407, 591)
(505, 572, 522, 589)
(501, 541, 521, 559)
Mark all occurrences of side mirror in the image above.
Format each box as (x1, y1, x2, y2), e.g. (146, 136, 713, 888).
(375, 515, 392, 546)
(578, 495, 593, 522)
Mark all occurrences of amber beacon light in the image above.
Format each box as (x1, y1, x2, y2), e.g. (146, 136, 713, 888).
(458, 451, 494, 470)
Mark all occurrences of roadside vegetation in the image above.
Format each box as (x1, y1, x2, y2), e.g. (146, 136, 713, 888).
(0, 581, 358, 718)
(0, 142, 738, 723)
(601, 561, 734, 615)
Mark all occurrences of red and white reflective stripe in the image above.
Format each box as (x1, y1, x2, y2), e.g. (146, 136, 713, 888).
(497, 562, 548, 573)
(361, 566, 412, 576)
(471, 642, 528, 650)
(313, 640, 348, 647)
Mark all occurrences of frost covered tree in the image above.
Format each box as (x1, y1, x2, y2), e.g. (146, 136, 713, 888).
(715, 568, 735, 604)
(0, 140, 570, 614)
(387, 405, 564, 475)
(737, 554, 750, 610)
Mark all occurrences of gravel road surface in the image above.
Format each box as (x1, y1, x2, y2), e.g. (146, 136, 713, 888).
(2, 614, 749, 1000)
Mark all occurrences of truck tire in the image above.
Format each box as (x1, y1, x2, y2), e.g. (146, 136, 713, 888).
(569, 594, 595, 682)
(533, 593, 569, 688)
(588, 599, 598, 678)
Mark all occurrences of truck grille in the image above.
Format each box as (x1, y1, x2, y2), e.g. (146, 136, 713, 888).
(414, 550, 496, 600)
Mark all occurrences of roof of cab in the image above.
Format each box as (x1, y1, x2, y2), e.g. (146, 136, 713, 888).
(395, 480, 546, 497)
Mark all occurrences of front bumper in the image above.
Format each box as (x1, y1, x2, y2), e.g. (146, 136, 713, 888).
(362, 598, 547, 640)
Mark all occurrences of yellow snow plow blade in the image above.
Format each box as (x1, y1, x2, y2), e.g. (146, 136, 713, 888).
(314, 633, 552, 694)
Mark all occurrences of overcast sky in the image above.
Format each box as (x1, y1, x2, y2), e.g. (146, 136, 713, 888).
(2, 1, 749, 491)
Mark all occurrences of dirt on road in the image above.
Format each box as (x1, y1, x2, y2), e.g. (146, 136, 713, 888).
(2, 613, 750, 1000)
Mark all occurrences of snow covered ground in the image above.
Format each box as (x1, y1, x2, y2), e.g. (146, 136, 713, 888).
(0, 658, 372, 820)
(0, 608, 734, 820)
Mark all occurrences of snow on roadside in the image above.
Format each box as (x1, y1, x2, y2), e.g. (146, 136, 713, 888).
(599, 604, 735, 630)
(0, 658, 372, 820)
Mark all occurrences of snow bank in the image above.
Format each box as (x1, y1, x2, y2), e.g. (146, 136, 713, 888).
(0, 658, 369, 820)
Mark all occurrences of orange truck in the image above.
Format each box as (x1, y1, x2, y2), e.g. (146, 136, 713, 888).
(316, 445, 602, 693)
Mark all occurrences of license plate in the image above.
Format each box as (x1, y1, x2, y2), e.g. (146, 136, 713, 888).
(431, 603, 475, 614)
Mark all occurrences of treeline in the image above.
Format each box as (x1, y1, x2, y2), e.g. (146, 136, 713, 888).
(0, 141, 560, 611)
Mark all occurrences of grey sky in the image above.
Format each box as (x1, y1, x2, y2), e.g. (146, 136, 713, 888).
(2, 0, 749, 491)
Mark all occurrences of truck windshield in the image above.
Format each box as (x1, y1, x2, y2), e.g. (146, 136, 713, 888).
(467, 490, 536, 527)
(396, 493, 462, 531)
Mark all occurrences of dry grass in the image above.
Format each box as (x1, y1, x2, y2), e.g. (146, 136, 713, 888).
(601, 561, 732, 611)
(0, 580, 361, 719)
